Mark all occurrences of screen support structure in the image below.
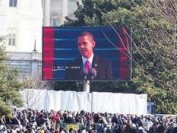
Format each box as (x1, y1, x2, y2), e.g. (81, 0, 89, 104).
(83, 80, 90, 92)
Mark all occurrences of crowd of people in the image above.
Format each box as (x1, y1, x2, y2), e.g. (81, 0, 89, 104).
(0, 108, 177, 133)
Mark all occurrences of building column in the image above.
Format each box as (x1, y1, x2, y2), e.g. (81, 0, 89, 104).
(43, 0, 50, 26)
(61, 0, 68, 24)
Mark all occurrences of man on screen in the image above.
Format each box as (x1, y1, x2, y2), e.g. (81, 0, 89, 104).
(65, 32, 112, 80)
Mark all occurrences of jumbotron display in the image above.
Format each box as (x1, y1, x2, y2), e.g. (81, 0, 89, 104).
(42, 26, 132, 81)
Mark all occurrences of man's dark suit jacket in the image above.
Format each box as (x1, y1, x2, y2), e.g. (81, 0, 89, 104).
(65, 55, 112, 80)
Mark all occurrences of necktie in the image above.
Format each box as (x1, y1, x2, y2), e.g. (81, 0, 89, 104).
(85, 60, 91, 72)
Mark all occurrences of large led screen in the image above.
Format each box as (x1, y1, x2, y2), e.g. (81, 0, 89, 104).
(42, 26, 132, 81)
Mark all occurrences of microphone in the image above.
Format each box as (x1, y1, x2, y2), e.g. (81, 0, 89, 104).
(81, 68, 88, 80)
(88, 68, 97, 80)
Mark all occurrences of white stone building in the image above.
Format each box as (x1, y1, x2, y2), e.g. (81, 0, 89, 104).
(0, 0, 81, 79)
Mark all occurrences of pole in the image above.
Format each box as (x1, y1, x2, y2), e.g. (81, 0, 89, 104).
(83, 80, 90, 92)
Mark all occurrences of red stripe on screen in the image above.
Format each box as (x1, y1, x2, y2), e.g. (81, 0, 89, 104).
(43, 28, 54, 80)
(118, 27, 129, 80)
